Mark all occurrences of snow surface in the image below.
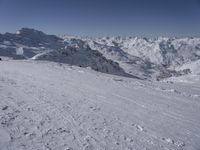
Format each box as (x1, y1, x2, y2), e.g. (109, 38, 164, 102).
(0, 60, 200, 150)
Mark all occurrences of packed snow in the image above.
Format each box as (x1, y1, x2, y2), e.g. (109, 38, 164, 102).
(0, 60, 200, 150)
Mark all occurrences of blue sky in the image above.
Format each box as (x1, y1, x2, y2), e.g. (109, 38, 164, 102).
(0, 0, 200, 37)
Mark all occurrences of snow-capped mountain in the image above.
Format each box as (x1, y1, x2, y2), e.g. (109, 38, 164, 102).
(0, 28, 63, 59)
(1, 28, 200, 80)
(84, 36, 200, 66)
(0, 28, 130, 77)
(71, 36, 200, 80)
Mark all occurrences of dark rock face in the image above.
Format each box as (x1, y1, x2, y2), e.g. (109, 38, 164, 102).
(156, 69, 191, 81)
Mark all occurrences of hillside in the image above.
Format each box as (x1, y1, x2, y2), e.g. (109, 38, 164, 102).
(0, 60, 200, 150)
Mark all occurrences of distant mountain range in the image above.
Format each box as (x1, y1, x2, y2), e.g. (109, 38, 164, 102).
(1, 28, 200, 80)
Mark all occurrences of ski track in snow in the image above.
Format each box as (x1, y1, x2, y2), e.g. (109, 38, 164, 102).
(0, 60, 200, 150)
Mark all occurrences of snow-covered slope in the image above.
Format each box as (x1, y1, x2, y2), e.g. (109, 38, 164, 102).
(176, 59, 200, 75)
(0, 60, 200, 150)
(166, 59, 200, 83)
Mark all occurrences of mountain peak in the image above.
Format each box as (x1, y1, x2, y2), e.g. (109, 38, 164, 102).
(17, 28, 45, 36)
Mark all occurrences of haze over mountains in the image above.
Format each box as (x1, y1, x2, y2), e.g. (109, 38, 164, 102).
(1, 28, 200, 80)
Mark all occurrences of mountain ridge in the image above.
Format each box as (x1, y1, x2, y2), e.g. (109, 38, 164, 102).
(0, 28, 132, 78)
(1, 28, 200, 80)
